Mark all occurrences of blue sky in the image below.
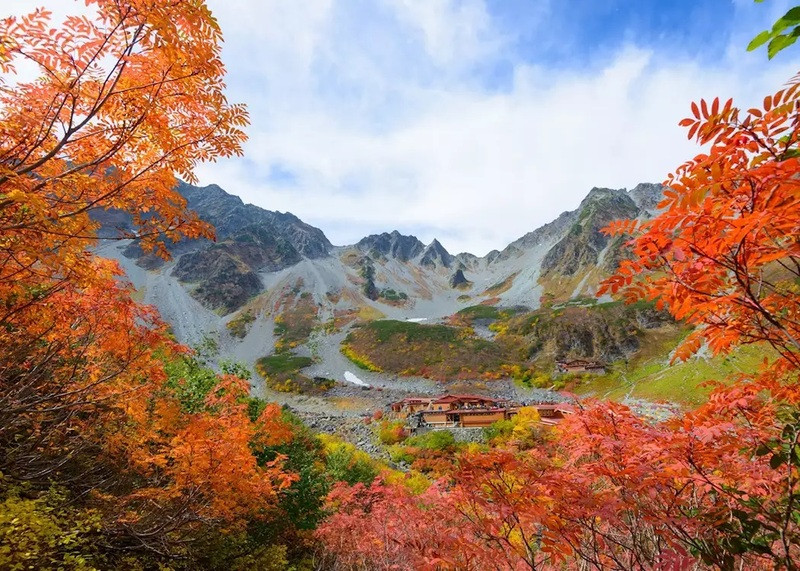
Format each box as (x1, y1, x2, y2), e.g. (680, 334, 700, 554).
(9, 0, 800, 255)
(500, 1, 737, 62)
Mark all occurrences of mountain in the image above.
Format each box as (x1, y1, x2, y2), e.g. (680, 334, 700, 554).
(356, 231, 425, 262)
(96, 180, 667, 377)
(419, 239, 453, 269)
(177, 182, 331, 258)
(540, 187, 640, 277)
(98, 182, 332, 313)
(627, 182, 665, 213)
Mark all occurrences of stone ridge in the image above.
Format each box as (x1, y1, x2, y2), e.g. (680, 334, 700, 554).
(419, 239, 453, 269)
(356, 230, 425, 262)
(178, 181, 332, 259)
(540, 187, 641, 276)
(627, 182, 665, 213)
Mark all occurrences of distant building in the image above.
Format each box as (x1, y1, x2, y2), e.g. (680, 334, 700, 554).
(529, 403, 575, 426)
(390, 394, 576, 429)
(421, 406, 516, 428)
(390, 394, 516, 428)
(390, 397, 435, 415)
(555, 359, 606, 374)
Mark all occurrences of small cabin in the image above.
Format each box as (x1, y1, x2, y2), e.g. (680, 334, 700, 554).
(556, 359, 606, 374)
(530, 403, 575, 426)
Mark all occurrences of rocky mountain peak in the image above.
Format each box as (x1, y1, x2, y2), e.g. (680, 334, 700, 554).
(541, 185, 640, 277)
(356, 231, 425, 261)
(178, 181, 331, 259)
(419, 239, 453, 269)
(578, 187, 629, 209)
(627, 182, 665, 212)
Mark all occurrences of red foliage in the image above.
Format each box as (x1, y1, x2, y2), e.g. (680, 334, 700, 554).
(317, 72, 800, 570)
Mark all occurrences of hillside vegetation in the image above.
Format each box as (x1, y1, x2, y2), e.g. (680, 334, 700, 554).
(499, 299, 673, 364)
(341, 319, 527, 380)
(572, 339, 768, 406)
(341, 301, 674, 383)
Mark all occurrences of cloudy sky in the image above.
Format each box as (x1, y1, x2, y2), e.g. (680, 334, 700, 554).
(9, 1, 800, 255)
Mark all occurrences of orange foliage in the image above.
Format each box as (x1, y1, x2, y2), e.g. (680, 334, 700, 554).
(0, 1, 297, 558)
(598, 82, 800, 365)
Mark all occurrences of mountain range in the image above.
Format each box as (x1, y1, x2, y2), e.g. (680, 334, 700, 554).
(96, 180, 666, 383)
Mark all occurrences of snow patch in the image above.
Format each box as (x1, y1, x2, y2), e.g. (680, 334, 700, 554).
(344, 371, 370, 387)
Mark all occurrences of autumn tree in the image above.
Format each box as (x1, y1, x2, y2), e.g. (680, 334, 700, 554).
(0, 2, 301, 567)
(319, 31, 800, 571)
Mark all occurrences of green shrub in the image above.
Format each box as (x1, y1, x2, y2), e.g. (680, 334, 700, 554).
(483, 419, 514, 444)
(406, 430, 456, 452)
(367, 320, 459, 343)
(388, 445, 416, 465)
(226, 309, 256, 338)
(324, 443, 378, 486)
(256, 354, 313, 375)
(377, 420, 407, 445)
(379, 288, 408, 302)
(456, 305, 502, 320)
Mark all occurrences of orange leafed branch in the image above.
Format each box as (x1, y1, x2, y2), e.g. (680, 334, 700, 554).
(598, 75, 800, 366)
(0, 1, 303, 560)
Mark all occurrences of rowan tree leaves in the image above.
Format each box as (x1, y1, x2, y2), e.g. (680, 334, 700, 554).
(0, 2, 301, 565)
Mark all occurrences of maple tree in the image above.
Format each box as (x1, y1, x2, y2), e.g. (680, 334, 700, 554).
(599, 85, 800, 367)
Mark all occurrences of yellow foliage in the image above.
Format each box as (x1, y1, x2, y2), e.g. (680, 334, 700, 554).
(383, 469, 432, 495)
(357, 305, 386, 321)
(512, 407, 541, 434)
(0, 486, 102, 570)
(341, 344, 383, 372)
(510, 407, 545, 450)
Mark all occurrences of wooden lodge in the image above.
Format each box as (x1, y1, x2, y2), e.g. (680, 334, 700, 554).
(390, 394, 575, 429)
(391, 394, 517, 428)
(555, 359, 606, 374)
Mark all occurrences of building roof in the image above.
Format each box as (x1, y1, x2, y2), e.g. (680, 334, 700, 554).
(431, 393, 500, 404)
(391, 393, 512, 411)
(531, 403, 575, 413)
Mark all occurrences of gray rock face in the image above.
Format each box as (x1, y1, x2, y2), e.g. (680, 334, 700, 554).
(178, 182, 331, 258)
(171, 222, 305, 313)
(95, 179, 665, 318)
(356, 230, 425, 261)
(155, 182, 332, 313)
(627, 182, 665, 213)
(484, 249, 501, 264)
(541, 187, 640, 276)
(454, 252, 480, 270)
(419, 239, 453, 269)
(91, 181, 332, 260)
(495, 209, 577, 263)
(172, 250, 262, 313)
(449, 269, 471, 288)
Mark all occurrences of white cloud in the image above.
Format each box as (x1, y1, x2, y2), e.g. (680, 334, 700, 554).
(6, 0, 800, 255)
(197, 0, 799, 255)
